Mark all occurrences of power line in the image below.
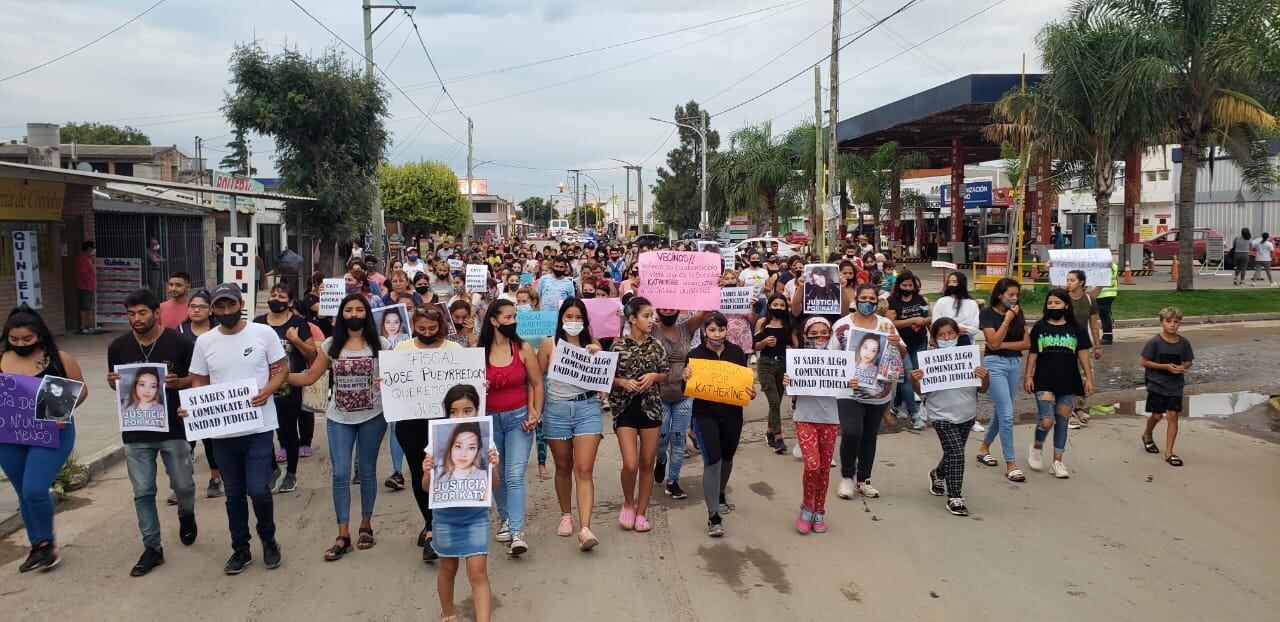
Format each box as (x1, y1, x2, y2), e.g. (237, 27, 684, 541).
(403, 11, 469, 123)
(398, 0, 810, 93)
(0, 0, 168, 83)
(712, 0, 925, 118)
(849, 2, 956, 77)
(373, 12, 409, 50)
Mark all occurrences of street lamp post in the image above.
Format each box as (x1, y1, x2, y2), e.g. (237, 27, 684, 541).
(649, 115, 708, 235)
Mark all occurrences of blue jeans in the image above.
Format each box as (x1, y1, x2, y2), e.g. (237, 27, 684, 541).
(327, 414, 388, 525)
(125, 439, 196, 549)
(0, 423, 75, 545)
(658, 398, 693, 483)
(894, 343, 926, 418)
(491, 406, 533, 534)
(388, 422, 404, 473)
(211, 431, 276, 552)
(1034, 392, 1074, 454)
(982, 355, 1023, 463)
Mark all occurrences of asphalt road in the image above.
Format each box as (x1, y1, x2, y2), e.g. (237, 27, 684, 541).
(1, 323, 1277, 621)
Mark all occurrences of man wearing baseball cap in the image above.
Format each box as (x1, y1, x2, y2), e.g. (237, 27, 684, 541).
(185, 283, 290, 575)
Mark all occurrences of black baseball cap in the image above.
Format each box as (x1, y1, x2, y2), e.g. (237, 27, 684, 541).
(210, 283, 243, 304)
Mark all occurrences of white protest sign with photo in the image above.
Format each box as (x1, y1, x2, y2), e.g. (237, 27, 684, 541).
(917, 345, 982, 393)
(785, 349, 855, 398)
(1048, 248, 1113, 287)
(465, 264, 488, 292)
(319, 278, 345, 317)
(115, 363, 169, 433)
(546, 341, 618, 392)
(428, 416, 494, 509)
(719, 286, 754, 314)
(379, 347, 486, 422)
(803, 263, 842, 315)
(178, 378, 264, 441)
(34, 376, 84, 422)
(845, 328, 889, 395)
(720, 247, 737, 270)
(371, 304, 411, 349)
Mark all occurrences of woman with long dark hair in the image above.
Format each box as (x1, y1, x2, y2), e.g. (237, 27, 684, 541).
(975, 278, 1032, 482)
(479, 299, 544, 556)
(931, 271, 980, 347)
(609, 297, 670, 533)
(886, 270, 930, 428)
(536, 298, 604, 550)
(1023, 288, 1094, 479)
(286, 294, 390, 561)
(0, 306, 88, 572)
(754, 293, 795, 453)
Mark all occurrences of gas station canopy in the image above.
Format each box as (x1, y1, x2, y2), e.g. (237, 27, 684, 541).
(836, 74, 1044, 166)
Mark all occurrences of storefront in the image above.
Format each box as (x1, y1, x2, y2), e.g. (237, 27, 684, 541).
(0, 177, 95, 334)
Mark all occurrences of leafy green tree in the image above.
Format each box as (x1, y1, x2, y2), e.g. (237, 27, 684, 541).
(711, 121, 800, 233)
(60, 122, 149, 145)
(838, 141, 928, 242)
(1090, 0, 1278, 290)
(218, 127, 256, 176)
(568, 204, 606, 228)
(652, 101, 721, 233)
(518, 196, 553, 229)
(379, 160, 469, 237)
(223, 42, 388, 270)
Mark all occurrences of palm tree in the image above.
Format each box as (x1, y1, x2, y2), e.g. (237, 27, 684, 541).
(838, 141, 929, 246)
(710, 122, 800, 233)
(1092, 0, 1278, 290)
(785, 121, 824, 242)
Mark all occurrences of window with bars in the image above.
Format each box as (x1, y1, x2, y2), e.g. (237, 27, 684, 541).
(94, 213, 208, 289)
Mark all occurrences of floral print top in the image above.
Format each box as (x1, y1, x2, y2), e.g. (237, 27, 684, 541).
(608, 332, 671, 422)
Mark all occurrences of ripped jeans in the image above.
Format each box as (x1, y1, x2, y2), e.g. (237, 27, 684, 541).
(1033, 391, 1074, 454)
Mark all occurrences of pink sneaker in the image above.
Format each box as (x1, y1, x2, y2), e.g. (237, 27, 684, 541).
(634, 515, 652, 533)
(795, 510, 813, 535)
(812, 512, 828, 533)
(618, 504, 635, 530)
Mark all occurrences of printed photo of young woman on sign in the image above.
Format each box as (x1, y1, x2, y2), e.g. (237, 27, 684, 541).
(115, 363, 169, 432)
(428, 415, 495, 509)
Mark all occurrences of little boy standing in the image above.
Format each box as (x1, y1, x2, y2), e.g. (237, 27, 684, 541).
(1139, 307, 1194, 466)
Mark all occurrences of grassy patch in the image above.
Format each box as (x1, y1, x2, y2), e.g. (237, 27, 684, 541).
(927, 289, 1280, 320)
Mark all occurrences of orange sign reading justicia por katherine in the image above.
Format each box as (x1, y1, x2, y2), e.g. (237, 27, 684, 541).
(0, 179, 65, 221)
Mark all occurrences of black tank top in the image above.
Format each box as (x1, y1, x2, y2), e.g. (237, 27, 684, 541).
(754, 324, 789, 358)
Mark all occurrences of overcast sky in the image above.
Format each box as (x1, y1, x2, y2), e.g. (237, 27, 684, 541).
(0, 0, 1071, 208)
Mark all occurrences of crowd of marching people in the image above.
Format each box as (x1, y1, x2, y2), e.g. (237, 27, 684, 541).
(1, 232, 1196, 622)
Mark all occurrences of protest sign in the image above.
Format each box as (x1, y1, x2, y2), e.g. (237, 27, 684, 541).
(684, 358, 753, 407)
(582, 297, 622, 339)
(721, 247, 737, 270)
(0, 373, 59, 448)
(178, 378, 265, 441)
(379, 347, 486, 422)
(434, 302, 458, 336)
(638, 250, 722, 311)
(803, 264, 842, 315)
(516, 309, 558, 338)
(931, 260, 958, 270)
(785, 349, 856, 398)
(372, 304, 411, 348)
(719, 287, 754, 314)
(35, 376, 84, 422)
(519, 272, 534, 286)
(115, 363, 169, 433)
(465, 264, 488, 292)
(917, 345, 982, 393)
(447, 258, 464, 272)
(428, 416, 494, 509)
(845, 328, 889, 395)
(1048, 248, 1113, 287)
(546, 341, 618, 392)
(319, 278, 345, 317)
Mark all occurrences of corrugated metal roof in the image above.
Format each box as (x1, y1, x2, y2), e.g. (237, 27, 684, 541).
(0, 160, 315, 202)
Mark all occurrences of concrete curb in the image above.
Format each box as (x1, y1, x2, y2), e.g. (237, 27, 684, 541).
(1112, 312, 1280, 329)
(0, 441, 128, 541)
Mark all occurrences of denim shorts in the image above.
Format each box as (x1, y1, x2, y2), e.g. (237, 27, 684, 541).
(542, 394, 603, 440)
(1035, 391, 1076, 419)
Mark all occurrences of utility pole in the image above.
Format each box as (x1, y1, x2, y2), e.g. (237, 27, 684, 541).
(362, 2, 415, 259)
(699, 113, 708, 234)
(828, 0, 841, 246)
(636, 167, 644, 234)
(622, 167, 631, 234)
(814, 66, 825, 258)
(466, 117, 474, 238)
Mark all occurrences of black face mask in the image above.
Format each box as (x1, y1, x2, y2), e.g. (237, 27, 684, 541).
(750, 261, 762, 267)
(213, 313, 240, 329)
(417, 332, 439, 345)
(553, 269, 567, 277)
(415, 285, 431, 295)
(343, 316, 366, 332)
(945, 286, 963, 297)
(1045, 307, 1069, 321)
(658, 313, 678, 326)
(267, 300, 289, 314)
(9, 342, 39, 357)
(582, 292, 595, 299)
(769, 307, 787, 319)
(497, 323, 519, 339)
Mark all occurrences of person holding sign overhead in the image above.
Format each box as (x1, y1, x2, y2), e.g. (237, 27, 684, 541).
(479, 299, 545, 556)
(284, 294, 391, 562)
(106, 289, 199, 576)
(609, 297, 671, 534)
(0, 306, 89, 573)
(536, 298, 605, 551)
(684, 312, 756, 537)
(183, 283, 289, 575)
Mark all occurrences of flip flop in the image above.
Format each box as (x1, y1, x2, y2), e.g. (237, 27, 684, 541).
(1165, 455, 1183, 467)
(976, 454, 998, 467)
(1142, 437, 1160, 454)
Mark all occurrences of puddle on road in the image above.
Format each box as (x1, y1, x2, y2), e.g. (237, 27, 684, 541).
(697, 544, 792, 595)
(1113, 392, 1272, 418)
(748, 481, 775, 500)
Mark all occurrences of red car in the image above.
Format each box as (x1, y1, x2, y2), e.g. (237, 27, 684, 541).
(784, 231, 809, 245)
(1142, 228, 1224, 264)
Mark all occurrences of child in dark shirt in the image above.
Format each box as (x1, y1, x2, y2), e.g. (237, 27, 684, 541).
(1139, 307, 1194, 466)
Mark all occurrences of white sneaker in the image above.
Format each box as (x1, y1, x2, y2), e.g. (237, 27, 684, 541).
(857, 481, 880, 498)
(837, 477, 855, 499)
(1051, 461, 1070, 479)
(972, 421, 986, 433)
(508, 533, 528, 556)
(792, 443, 804, 461)
(1028, 444, 1045, 472)
(495, 519, 512, 543)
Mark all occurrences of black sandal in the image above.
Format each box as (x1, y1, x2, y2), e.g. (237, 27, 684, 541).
(357, 527, 376, 550)
(1142, 436, 1160, 454)
(976, 454, 998, 467)
(417, 527, 429, 548)
(1165, 454, 1183, 467)
(324, 536, 352, 561)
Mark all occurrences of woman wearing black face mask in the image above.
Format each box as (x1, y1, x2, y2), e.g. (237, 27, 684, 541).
(285, 294, 390, 561)
(1023, 288, 1093, 479)
(389, 306, 460, 562)
(253, 284, 317, 492)
(931, 271, 980, 347)
(754, 294, 797, 454)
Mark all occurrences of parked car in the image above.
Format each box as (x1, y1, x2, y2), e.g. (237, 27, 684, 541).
(734, 237, 801, 258)
(784, 230, 810, 245)
(680, 228, 702, 240)
(1142, 228, 1223, 264)
(633, 233, 665, 249)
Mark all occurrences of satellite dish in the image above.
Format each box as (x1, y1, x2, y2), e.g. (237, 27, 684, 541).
(75, 162, 92, 172)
